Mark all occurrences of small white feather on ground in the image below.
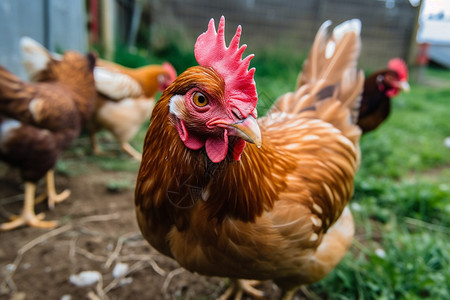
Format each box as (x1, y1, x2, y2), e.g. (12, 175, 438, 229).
(69, 271, 102, 287)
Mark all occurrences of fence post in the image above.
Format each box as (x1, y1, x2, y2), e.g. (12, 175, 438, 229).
(101, 0, 116, 61)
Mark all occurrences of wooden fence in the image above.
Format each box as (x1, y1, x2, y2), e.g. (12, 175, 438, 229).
(148, 0, 420, 69)
(0, 0, 420, 77)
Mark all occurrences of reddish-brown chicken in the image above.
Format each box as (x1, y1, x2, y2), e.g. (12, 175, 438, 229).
(21, 37, 96, 128)
(21, 37, 177, 160)
(135, 17, 364, 299)
(357, 58, 409, 133)
(0, 51, 96, 230)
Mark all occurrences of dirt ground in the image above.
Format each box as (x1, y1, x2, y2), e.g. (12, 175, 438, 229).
(0, 165, 286, 300)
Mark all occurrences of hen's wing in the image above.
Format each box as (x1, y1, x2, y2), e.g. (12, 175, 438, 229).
(20, 37, 61, 81)
(94, 66, 143, 100)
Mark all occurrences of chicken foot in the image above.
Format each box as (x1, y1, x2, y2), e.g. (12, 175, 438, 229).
(281, 286, 320, 300)
(280, 289, 296, 300)
(0, 182, 58, 230)
(121, 142, 142, 161)
(35, 170, 71, 209)
(216, 279, 265, 300)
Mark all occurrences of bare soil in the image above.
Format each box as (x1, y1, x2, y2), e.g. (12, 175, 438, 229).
(0, 165, 285, 300)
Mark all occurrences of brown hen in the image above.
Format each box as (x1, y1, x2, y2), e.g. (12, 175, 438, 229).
(0, 50, 96, 230)
(135, 17, 364, 299)
(357, 58, 410, 134)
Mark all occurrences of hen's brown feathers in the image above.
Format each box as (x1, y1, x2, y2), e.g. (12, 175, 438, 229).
(0, 66, 35, 100)
(18, 51, 97, 127)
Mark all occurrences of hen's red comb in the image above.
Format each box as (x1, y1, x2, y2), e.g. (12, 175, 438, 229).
(388, 58, 408, 81)
(195, 16, 257, 111)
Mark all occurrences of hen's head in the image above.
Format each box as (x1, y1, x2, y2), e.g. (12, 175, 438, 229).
(165, 17, 261, 163)
(378, 58, 410, 97)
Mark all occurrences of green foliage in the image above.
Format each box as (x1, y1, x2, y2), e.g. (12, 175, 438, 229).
(330, 70, 450, 299)
(252, 47, 306, 116)
(358, 85, 450, 178)
(151, 37, 196, 73)
(354, 177, 450, 226)
(317, 72, 450, 298)
(113, 45, 154, 68)
(315, 228, 450, 300)
(107, 178, 135, 192)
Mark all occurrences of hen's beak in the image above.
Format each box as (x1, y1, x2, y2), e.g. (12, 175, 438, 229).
(399, 80, 410, 92)
(227, 115, 262, 148)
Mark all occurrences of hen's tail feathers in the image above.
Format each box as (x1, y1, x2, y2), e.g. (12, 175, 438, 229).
(20, 36, 57, 82)
(0, 65, 32, 101)
(0, 65, 40, 125)
(269, 19, 364, 143)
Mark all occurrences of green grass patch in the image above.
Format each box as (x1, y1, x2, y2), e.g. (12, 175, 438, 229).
(328, 73, 450, 299)
(358, 85, 450, 178)
(315, 227, 450, 300)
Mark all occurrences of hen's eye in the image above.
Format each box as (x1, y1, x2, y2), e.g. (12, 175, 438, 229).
(193, 92, 208, 107)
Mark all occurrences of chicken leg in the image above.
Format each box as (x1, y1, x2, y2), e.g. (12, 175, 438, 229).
(121, 142, 142, 161)
(89, 131, 105, 156)
(0, 182, 58, 230)
(281, 286, 321, 300)
(35, 170, 71, 209)
(89, 131, 142, 161)
(45, 169, 71, 209)
(216, 279, 265, 300)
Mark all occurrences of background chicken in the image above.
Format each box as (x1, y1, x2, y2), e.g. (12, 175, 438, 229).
(135, 17, 364, 300)
(20, 37, 177, 161)
(357, 58, 409, 134)
(21, 37, 96, 129)
(90, 59, 177, 160)
(0, 51, 96, 230)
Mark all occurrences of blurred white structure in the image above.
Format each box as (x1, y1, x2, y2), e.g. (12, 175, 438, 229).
(417, 0, 450, 67)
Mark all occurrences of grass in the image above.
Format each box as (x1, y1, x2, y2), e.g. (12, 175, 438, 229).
(313, 66, 450, 299)
(85, 44, 450, 299)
